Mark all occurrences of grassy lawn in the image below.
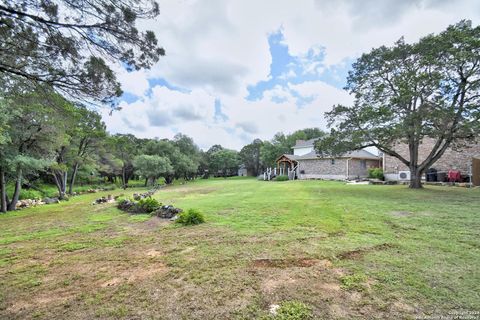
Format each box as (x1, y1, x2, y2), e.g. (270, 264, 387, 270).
(0, 178, 479, 319)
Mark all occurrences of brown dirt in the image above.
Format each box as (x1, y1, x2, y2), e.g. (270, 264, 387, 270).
(6, 290, 76, 314)
(339, 243, 395, 260)
(252, 258, 330, 268)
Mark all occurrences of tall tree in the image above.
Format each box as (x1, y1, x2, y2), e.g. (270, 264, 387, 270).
(133, 154, 172, 186)
(67, 107, 107, 194)
(210, 149, 240, 178)
(239, 139, 264, 176)
(111, 134, 138, 189)
(0, 0, 164, 104)
(0, 89, 67, 210)
(318, 21, 480, 188)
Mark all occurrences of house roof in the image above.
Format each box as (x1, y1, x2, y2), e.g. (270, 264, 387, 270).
(295, 149, 380, 160)
(292, 138, 319, 149)
(276, 154, 302, 162)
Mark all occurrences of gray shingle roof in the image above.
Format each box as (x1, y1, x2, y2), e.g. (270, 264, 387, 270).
(278, 154, 302, 161)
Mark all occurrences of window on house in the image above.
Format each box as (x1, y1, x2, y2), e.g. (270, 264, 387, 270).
(331, 159, 335, 165)
(360, 160, 367, 169)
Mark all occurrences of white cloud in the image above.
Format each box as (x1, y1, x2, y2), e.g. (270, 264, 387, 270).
(102, 0, 480, 149)
(117, 69, 150, 97)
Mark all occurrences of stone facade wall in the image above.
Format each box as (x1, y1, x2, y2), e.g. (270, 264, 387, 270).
(348, 159, 381, 179)
(297, 158, 380, 180)
(383, 138, 480, 176)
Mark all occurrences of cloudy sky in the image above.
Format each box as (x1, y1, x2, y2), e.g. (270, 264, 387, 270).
(101, 0, 480, 150)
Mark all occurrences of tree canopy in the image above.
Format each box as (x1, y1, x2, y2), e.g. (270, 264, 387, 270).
(318, 21, 480, 188)
(0, 0, 164, 105)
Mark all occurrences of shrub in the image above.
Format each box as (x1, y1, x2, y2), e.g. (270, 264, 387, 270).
(101, 184, 117, 191)
(19, 189, 43, 200)
(275, 301, 313, 320)
(368, 168, 384, 180)
(274, 175, 289, 181)
(137, 198, 161, 213)
(340, 273, 367, 291)
(176, 209, 205, 226)
(116, 196, 129, 204)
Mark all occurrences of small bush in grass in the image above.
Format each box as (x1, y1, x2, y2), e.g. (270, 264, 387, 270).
(368, 168, 384, 180)
(274, 175, 289, 181)
(340, 273, 367, 291)
(116, 196, 129, 204)
(274, 301, 313, 320)
(176, 209, 205, 226)
(137, 198, 161, 213)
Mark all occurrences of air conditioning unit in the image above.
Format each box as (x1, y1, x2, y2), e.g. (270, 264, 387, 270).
(398, 171, 411, 181)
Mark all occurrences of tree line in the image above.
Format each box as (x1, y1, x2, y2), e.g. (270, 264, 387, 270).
(0, 86, 326, 212)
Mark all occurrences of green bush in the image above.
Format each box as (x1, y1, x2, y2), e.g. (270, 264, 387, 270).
(274, 175, 289, 181)
(368, 168, 384, 180)
(116, 196, 129, 204)
(274, 301, 313, 320)
(176, 209, 205, 226)
(137, 198, 161, 213)
(102, 184, 117, 191)
(19, 189, 43, 200)
(340, 273, 367, 291)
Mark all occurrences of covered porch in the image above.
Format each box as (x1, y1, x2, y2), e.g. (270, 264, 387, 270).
(275, 154, 299, 177)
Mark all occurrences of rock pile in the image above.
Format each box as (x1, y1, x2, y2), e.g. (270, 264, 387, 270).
(16, 199, 45, 208)
(43, 197, 60, 204)
(117, 199, 136, 212)
(152, 205, 183, 219)
(91, 194, 115, 205)
(132, 188, 159, 200)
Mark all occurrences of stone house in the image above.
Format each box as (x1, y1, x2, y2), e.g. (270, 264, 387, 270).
(277, 139, 381, 180)
(383, 138, 480, 185)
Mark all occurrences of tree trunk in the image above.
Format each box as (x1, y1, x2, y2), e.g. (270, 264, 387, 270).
(68, 162, 79, 195)
(52, 171, 66, 199)
(63, 171, 68, 195)
(409, 167, 423, 189)
(0, 167, 6, 213)
(121, 166, 127, 189)
(7, 169, 22, 211)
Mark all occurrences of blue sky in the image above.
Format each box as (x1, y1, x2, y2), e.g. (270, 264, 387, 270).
(103, 0, 480, 150)
(246, 30, 352, 102)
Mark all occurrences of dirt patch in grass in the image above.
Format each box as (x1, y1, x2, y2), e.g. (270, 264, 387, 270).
(130, 216, 170, 233)
(339, 243, 395, 260)
(100, 262, 166, 288)
(390, 211, 412, 217)
(252, 258, 330, 269)
(6, 288, 76, 314)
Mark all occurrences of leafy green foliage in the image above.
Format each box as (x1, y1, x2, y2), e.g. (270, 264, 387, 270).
(239, 139, 264, 176)
(272, 301, 314, 320)
(137, 198, 161, 213)
(274, 175, 289, 181)
(319, 21, 480, 188)
(0, 0, 164, 103)
(368, 168, 384, 180)
(340, 273, 367, 291)
(210, 149, 240, 177)
(142, 137, 200, 182)
(176, 209, 205, 226)
(133, 154, 173, 186)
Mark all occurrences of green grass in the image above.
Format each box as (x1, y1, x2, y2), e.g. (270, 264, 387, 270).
(0, 178, 478, 319)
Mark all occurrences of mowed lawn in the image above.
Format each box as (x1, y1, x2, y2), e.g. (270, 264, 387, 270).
(0, 178, 479, 319)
